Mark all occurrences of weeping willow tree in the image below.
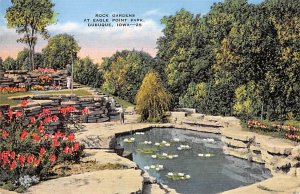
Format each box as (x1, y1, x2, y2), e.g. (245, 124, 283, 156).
(136, 71, 172, 122)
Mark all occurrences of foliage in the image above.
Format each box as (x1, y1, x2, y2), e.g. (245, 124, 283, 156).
(16, 49, 43, 70)
(2, 57, 18, 71)
(74, 57, 103, 88)
(5, 0, 55, 70)
(102, 50, 159, 103)
(179, 82, 207, 113)
(156, 0, 300, 121)
(136, 71, 172, 122)
(42, 34, 80, 69)
(0, 100, 84, 192)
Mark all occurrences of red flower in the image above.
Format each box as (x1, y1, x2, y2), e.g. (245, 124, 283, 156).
(30, 116, 36, 124)
(82, 107, 89, 115)
(67, 133, 75, 142)
(26, 154, 34, 165)
(44, 116, 52, 123)
(43, 133, 50, 140)
(19, 154, 26, 166)
(20, 130, 28, 140)
(33, 158, 40, 167)
(2, 130, 8, 139)
(52, 115, 59, 122)
(10, 151, 15, 159)
(63, 146, 69, 154)
(50, 154, 56, 163)
(38, 121, 44, 133)
(8, 109, 13, 119)
(68, 147, 73, 154)
(32, 133, 40, 142)
(39, 147, 46, 156)
(15, 111, 23, 118)
(41, 108, 51, 117)
(74, 142, 79, 151)
(52, 139, 60, 147)
(9, 160, 16, 170)
(21, 99, 28, 107)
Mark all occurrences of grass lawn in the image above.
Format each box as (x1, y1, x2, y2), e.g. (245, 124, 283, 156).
(98, 89, 134, 108)
(0, 92, 34, 106)
(0, 89, 92, 106)
(42, 89, 92, 96)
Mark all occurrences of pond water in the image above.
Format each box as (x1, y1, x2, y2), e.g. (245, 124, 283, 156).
(117, 128, 272, 194)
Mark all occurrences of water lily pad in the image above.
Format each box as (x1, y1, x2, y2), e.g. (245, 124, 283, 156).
(123, 137, 135, 143)
(152, 153, 178, 159)
(166, 172, 191, 180)
(137, 147, 158, 154)
(144, 164, 164, 171)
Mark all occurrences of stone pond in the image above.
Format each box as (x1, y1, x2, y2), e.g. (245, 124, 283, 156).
(117, 127, 272, 194)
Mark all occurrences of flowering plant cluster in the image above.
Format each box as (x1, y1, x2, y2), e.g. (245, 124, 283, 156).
(247, 119, 300, 142)
(38, 75, 52, 85)
(0, 86, 26, 94)
(33, 68, 58, 74)
(247, 120, 269, 130)
(0, 100, 85, 191)
(31, 85, 45, 91)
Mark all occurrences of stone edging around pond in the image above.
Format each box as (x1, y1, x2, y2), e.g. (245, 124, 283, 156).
(76, 113, 300, 194)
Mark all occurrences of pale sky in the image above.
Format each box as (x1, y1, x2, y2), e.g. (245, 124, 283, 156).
(0, 0, 263, 64)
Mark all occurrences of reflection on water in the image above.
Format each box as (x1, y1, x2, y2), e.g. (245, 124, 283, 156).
(117, 128, 271, 194)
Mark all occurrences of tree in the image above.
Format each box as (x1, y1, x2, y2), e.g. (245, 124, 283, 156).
(3, 57, 16, 70)
(102, 50, 157, 103)
(157, 9, 206, 102)
(0, 57, 3, 70)
(42, 34, 80, 69)
(136, 71, 172, 122)
(5, 0, 55, 70)
(74, 57, 103, 88)
(15, 48, 44, 70)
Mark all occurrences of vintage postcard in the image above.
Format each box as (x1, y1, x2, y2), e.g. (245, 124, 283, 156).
(0, 0, 299, 193)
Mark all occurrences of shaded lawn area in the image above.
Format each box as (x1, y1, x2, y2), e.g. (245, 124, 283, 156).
(98, 89, 134, 108)
(0, 89, 92, 106)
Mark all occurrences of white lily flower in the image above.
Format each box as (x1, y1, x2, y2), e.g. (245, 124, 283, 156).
(198, 154, 204, 157)
(155, 143, 160, 146)
(165, 143, 170, 147)
(205, 154, 211, 157)
(151, 155, 157, 158)
(130, 137, 135, 141)
(123, 138, 129, 142)
(173, 154, 178, 158)
(177, 147, 182, 150)
(150, 165, 155, 169)
(158, 165, 163, 169)
(155, 168, 160, 171)
(148, 141, 152, 144)
(178, 173, 184, 177)
(162, 140, 167, 144)
(167, 172, 173, 176)
(162, 153, 168, 156)
(144, 166, 150, 170)
(173, 138, 180, 142)
(185, 175, 191, 179)
(168, 155, 173, 159)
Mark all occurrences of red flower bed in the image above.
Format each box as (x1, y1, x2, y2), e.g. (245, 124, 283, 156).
(0, 100, 85, 190)
(33, 68, 58, 74)
(0, 86, 26, 94)
(247, 119, 300, 142)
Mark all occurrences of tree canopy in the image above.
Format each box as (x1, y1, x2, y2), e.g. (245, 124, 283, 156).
(42, 34, 80, 69)
(136, 71, 172, 122)
(5, 0, 55, 70)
